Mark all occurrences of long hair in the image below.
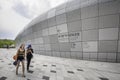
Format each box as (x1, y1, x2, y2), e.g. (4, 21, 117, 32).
(17, 44, 25, 54)
(19, 44, 25, 49)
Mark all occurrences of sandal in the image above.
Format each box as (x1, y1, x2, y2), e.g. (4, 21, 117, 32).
(22, 75, 26, 77)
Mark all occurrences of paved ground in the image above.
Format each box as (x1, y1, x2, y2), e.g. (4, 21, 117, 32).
(0, 49, 120, 80)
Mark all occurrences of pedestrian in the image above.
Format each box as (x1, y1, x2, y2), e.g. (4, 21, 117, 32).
(26, 44, 34, 72)
(7, 45, 9, 49)
(16, 44, 25, 77)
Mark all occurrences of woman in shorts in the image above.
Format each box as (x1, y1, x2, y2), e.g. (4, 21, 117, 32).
(16, 44, 25, 77)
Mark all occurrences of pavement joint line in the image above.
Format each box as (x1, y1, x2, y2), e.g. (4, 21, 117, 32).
(0, 76, 7, 80)
(99, 77, 109, 80)
(76, 66, 120, 74)
(42, 76, 49, 80)
(67, 71, 74, 74)
(50, 70, 56, 73)
(77, 69, 84, 71)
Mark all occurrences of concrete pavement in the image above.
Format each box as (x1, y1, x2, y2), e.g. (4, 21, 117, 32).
(0, 49, 120, 80)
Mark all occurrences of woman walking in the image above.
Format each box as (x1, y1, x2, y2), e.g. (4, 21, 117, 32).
(26, 44, 33, 72)
(16, 44, 25, 77)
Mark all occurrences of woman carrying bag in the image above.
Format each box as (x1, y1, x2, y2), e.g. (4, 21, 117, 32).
(15, 44, 26, 77)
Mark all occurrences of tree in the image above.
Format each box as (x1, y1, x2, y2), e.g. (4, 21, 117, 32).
(0, 39, 15, 48)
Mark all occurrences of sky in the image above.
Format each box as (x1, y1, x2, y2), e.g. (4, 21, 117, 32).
(0, 0, 67, 40)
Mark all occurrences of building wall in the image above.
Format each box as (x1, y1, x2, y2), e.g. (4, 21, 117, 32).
(15, 0, 120, 62)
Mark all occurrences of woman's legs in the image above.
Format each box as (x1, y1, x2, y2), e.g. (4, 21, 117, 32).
(27, 58, 31, 71)
(21, 61, 25, 77)
(16, 61, 20, 75)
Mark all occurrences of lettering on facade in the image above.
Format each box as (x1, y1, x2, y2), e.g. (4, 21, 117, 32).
(58, 32, 80, 38)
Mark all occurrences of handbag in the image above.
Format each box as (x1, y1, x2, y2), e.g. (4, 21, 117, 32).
(13, 54, 17, 60)
(13, 61, 17, 66)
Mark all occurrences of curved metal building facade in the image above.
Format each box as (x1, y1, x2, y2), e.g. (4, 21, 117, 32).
(15, 0, 120, 62)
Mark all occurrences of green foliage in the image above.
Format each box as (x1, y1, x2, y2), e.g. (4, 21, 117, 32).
(0, 39, 15, 48)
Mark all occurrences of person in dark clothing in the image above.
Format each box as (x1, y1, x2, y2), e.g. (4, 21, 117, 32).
(7, 45, 9, 49)
(26, 44, 33, 72)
